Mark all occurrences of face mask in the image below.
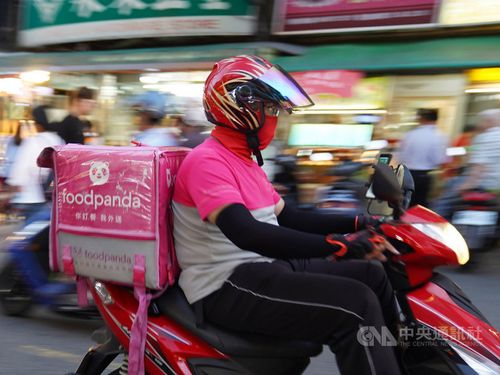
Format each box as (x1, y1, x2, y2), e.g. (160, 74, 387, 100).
(258, 116, 278, 150)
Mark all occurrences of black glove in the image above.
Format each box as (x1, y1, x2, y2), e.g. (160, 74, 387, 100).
(355, 214, 383, 231)
(326, 230, 386, 260)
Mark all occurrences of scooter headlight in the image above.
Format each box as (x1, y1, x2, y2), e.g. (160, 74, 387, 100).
(411, 223, 469, 265)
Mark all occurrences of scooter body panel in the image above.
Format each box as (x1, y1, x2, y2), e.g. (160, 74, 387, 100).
(407, 281, 500, 364)
(90, 282, 225, 375)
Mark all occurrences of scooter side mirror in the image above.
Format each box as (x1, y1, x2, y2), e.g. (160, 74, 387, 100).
(371, 164, 403, 208)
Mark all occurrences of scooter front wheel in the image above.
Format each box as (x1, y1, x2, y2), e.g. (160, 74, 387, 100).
(0, 262, 33, 316)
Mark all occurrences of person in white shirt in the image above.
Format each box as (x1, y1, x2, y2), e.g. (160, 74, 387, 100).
(458, 109, 500, 192)
(176, 106, 211, 149)
(7, 105, 64, 221)
(432, 109, 500, 218)
(398, 108, 449, 206)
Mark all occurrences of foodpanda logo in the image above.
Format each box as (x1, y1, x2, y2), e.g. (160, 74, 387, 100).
(89, 161, 109, 186)
(60, 160, 142, 210)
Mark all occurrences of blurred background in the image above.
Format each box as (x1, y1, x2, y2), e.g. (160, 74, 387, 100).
(0, 1, 499, 374)
(1, 0, 500, 206)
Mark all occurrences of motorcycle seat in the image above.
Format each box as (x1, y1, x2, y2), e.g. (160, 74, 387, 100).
(154, 284, 323, 358)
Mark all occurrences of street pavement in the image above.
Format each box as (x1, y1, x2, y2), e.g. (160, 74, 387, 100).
(0, 223, 497, 375)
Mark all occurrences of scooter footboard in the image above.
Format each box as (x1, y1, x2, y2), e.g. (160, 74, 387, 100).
(70, 331, 121, 375)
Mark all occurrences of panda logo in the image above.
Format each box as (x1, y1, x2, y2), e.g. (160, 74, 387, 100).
(89, 161, 110, 186)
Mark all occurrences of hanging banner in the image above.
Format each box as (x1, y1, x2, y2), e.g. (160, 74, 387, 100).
(291, 70, 363, 97)
(19, 0, 256, 47)
(295, 76, 391, 110)
(273, 0, 439, 34)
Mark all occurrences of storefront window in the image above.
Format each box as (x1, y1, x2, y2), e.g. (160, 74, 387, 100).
(464, 68, 500, 128)
(464, 92, 500, 127)
(385, 74, 467, 142)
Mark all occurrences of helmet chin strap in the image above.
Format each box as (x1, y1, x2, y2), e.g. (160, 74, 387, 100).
(245, 101, 266, 166)
(246, 132, 264, 166)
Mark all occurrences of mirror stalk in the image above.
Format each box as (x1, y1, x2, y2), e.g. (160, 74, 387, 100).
(391, 204, 405, 221)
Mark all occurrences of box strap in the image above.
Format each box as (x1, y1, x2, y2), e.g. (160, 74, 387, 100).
(62, 245, 75, 276)
(129, 254, 152, 375)
(62, 245, 89, 307)
(76, 277, 89, 307)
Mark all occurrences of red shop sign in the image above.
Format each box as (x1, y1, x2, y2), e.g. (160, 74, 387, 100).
(274, 0, 439, 33)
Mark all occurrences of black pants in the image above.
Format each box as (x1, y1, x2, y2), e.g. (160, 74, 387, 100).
(409, 169, 432, 207)
(203, 259, 401, 375)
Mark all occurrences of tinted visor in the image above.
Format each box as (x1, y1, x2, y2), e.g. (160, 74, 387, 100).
(256, 65, 314, 112)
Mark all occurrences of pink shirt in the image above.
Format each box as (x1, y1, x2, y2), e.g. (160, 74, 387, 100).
(173, 138, 280, 220)
(172, 138, 280, 303)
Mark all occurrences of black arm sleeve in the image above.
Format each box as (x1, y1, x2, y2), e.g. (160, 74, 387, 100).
(215, 204, 344, 259)
(277, 202, 356, 235)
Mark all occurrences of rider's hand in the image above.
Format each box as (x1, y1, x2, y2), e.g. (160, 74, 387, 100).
(364, 237, 399, 262)
(326, 230, 399, 262)
(355, 214, 383, 231)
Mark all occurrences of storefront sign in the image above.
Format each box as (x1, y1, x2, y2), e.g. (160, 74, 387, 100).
(273, 0, 439, 34)
(291, 70, 363, 97)
(297, 76, 390, 111)
(393, 75, 466, 97)
(468, 68, 500, 83)
(440, 0, 500, 25)
(20, 0, 256, 47)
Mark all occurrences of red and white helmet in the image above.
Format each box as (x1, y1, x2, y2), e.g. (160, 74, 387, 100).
(203, 55, 313, 132)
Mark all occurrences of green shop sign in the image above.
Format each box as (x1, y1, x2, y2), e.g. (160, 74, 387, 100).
(20, 0, 256, 47)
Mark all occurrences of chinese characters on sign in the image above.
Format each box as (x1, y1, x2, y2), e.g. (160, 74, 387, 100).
(74, 212, 123, 224)
(22, 0, 255, 46)
(32, 0, 234, 21)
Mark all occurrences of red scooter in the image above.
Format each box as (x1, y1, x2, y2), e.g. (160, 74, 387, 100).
(68, 164, 499, 375)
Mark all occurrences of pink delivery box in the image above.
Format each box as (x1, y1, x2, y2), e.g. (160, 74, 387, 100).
(37, 144, 189, 290)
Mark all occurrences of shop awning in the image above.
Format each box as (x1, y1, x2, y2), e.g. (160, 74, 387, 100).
(0, 42, 303, 74)
(273, 35, 500, 72)
(3, 35, 500, 75)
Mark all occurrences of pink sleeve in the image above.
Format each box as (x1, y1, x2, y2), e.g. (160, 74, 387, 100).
(184, 157, 244, 220)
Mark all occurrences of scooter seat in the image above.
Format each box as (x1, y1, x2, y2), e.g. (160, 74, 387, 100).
(154, 284, 323, 358)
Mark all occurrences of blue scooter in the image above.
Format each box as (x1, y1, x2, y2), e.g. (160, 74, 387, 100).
(0, 205, 98, 318)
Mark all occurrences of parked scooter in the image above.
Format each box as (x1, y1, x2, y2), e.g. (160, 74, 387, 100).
(451, 190, 499, 250)
(315, 161, 368, 215)
(68, 163, 499, 375)
(0, 206, 99, 318)
(273, 155, 368, 215)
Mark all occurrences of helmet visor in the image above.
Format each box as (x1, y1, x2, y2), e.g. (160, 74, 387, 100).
(256, 65, 314, 112)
